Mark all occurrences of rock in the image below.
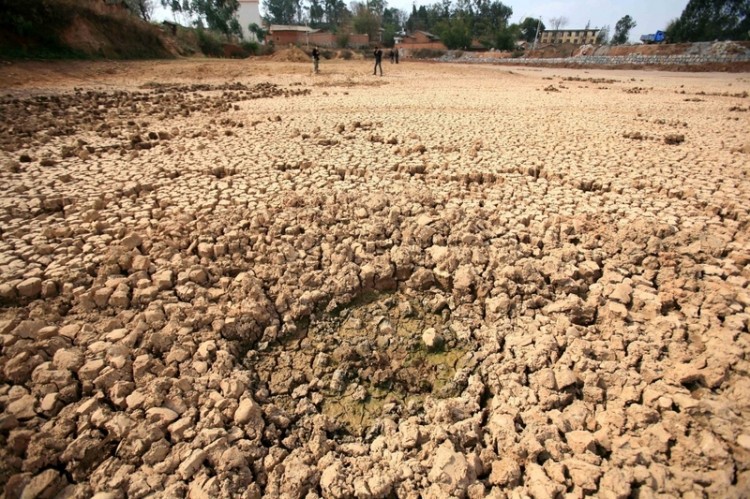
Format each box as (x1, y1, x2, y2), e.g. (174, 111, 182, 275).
(52, 349, 85, 372)
(422, 328, 444, 350)
(566, 430, 597, 454)
(555, 367, 579, 389)
(178, 449, 207, 480)
(146, 407, 179, 428)
(120, 233, 143, 250)
(152, 270, 174, 290)
(16, 278, 42, 298)
(525, 463, 564, 498)
(7, 394, 36, 420)
(406, 268, 435, 291)
(427, 440, 476, 495)
(20, 469, 66, 499)
(599, 468, 632, 499)
(564, 458, 602, 493)
(488, 457, 521, 486)
(610, 283, 633, 305)
(320, 461, 353, 498)
(234, 397, 263, 426)
(0, 414, 19, 431)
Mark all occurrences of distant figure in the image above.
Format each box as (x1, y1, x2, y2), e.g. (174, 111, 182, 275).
(373, 46, 383, 76)
(395, 48, 399, 64)
(312, 46, 320, 74)
(389, 48, 395, 63)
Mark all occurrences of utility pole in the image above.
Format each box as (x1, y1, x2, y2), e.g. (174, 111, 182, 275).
(533, 17, 541, 49)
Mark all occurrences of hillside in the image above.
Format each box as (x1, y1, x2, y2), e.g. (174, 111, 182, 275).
(0, 0, 176, 59)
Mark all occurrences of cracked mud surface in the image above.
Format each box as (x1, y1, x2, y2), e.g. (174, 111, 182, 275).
(0, 59, 749, 498)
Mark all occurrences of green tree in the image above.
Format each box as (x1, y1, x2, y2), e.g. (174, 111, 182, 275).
(248, 22, 267, 41)
(518, 17, 543, 42)
(192, 0, 241, 35)
(611, 14, 636, 44)
(383, 24, 397, 46)
(382, 7, 405, 47)
(434, 17, 472, 49)
(667, 0, 749, 42)
(382, 7, 406, 28)
(307, 0, 324, 26)
(492, 23, 519, 50)
(323, 0, 349, 28)
(263, 0, 300, 24)
(159, 0, 241, 36)
(351, 1, 380, 41)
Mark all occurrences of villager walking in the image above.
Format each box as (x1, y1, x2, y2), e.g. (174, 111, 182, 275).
(373, 46, 383, 76)
(312, 46, 320, 74)
(395, 48, 399, 64)
(389, 48, 395, 63)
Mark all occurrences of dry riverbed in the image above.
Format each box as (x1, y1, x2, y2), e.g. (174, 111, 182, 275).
(1, 58, 749, 498)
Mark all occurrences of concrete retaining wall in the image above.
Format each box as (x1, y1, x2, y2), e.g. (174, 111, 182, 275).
(451, 52, 750, 67)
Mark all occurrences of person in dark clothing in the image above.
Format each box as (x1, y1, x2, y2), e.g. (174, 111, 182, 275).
(394, 48, 399, 64)
(311, 46, 320, 74)
(373, 46, 383, 76)
(389, 48, 395, 63)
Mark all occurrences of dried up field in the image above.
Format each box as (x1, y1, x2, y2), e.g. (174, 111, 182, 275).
(1, 59, 750, 499)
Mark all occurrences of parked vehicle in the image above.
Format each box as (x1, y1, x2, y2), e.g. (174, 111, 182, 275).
(640, 30, 666, 44)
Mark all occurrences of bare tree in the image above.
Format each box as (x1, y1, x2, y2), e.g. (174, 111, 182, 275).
(125, 0, 155, 21)
(548, 16, 568, 43)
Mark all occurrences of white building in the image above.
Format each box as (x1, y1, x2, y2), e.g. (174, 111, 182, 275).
(237, 0, 262, 40)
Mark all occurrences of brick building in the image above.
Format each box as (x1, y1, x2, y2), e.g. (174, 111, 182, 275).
(267, 25, 368, 48)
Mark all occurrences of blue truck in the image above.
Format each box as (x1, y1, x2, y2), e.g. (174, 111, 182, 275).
(640, 30, 666, 44)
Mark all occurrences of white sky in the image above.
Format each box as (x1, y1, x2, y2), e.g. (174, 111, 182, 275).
(151, 0, 689, 42)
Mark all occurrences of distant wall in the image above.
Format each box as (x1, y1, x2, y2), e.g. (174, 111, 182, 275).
(438, 41, 750, 68)
(396, 42, 447, 51)
(489, 53, 750, 66)
(269, 31, 368, 49)
(308, 32, 368, 48)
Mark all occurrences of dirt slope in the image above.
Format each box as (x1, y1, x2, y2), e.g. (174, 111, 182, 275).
(0, 0, 175, 59)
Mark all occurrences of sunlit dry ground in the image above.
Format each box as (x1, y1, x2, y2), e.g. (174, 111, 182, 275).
(1, 58, 749, 498)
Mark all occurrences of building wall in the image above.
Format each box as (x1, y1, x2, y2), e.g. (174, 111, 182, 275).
(270, 31, 369, 48)
(410, 32, 435, 44)
(308, 32, 369, 48)
(540, 30, 599, 45)
(237, 0, 262, 41)
(395, 41, 447, 51)
(270, 31, 303, 46)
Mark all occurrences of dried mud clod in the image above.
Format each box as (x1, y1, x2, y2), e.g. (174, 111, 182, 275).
(664, 133, 685, 145)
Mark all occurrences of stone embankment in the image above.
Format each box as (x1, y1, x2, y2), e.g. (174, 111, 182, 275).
(443, 40, 750, 68)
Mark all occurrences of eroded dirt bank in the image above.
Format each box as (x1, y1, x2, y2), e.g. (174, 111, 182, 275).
(1, 60, 750, 498)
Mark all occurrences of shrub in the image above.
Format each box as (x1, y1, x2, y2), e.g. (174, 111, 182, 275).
(339, 49, 353, 60)
(336, 32, 350, 49)
(411, 48, 446, 59)
(256, 43, 274, 56)
(196, 28, 223, 57)
(240, 40, 259, 55)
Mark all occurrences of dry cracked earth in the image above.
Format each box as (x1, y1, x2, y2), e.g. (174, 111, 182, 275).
(0, 59, 749, 499)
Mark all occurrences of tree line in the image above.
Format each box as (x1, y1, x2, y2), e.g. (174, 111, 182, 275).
(138, 0, 747, 45)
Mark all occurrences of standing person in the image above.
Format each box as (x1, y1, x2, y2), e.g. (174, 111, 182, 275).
(312, 46, 320, 74)
(389, 48, 395, 63)
(395, 48, 399, 64)
(373, 46, 383, 76)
